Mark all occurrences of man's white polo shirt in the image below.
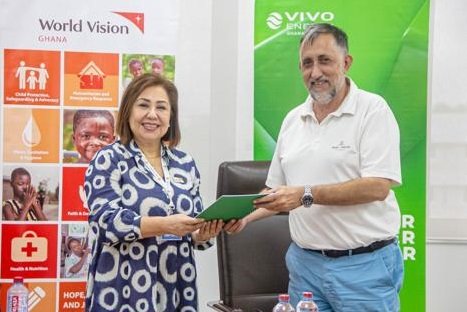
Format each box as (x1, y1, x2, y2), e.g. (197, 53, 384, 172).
(266, 78, 402, 250)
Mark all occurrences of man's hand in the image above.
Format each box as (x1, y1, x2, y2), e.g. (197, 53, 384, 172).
(253, 186, 303, 212)
(223, 218, 248, 235)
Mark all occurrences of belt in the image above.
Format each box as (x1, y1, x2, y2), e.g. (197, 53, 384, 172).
(306, 238, 395, 258)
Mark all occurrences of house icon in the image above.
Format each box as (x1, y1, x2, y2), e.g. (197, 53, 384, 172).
(78, 61, 105, 89)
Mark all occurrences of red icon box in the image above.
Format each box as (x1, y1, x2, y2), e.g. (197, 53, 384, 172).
(1, 224, 58, 278)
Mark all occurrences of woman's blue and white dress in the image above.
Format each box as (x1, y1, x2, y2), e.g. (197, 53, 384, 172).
(84, 140, 213, 312)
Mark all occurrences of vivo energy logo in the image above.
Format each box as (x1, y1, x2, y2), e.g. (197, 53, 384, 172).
(266, 11, 335, 35)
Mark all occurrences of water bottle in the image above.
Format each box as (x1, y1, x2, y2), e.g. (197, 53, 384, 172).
(6, 276, 29, 312)
(296, 292, 318, 312)
(272, 294, 295, 312)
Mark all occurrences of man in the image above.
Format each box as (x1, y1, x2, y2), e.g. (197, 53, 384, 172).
(225, 23, 403, 311)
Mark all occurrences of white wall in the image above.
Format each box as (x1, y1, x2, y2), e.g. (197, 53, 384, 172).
(427, 240, 467, 311)
(427, 0, 467, 310)
(178, 0, 467, 310)
(176, 0, 254, 309)
(176, 1, 217, 309)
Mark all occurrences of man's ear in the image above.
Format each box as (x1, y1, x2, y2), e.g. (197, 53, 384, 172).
(344, 54, 353, 72)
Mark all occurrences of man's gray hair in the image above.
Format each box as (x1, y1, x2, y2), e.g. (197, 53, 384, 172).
(300, 23, 349, 54)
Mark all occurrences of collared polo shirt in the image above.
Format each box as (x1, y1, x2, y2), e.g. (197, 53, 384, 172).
(266, 78, 402, 250)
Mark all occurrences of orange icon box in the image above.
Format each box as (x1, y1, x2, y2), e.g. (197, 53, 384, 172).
(3, 107, 60, 163)
(59, 282, 86, 312)
(3, 49, 60, 106)
(64, 51, 119, 107)
(0, 281, 56, 312)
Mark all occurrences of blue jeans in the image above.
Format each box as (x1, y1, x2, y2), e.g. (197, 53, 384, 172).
(286, 241, 404, 312)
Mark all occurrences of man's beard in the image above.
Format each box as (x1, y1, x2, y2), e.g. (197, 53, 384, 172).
(307, 75, 347, 106)
(308, 86, 337, 106)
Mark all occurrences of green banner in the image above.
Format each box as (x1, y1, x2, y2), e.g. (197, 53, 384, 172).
(254, 1, 428, 311)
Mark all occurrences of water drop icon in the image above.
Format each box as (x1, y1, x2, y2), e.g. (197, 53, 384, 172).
(22, 115, 42, 147)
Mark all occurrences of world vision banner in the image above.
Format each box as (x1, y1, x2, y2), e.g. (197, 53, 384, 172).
(0, 0, 178, 311)
(254, 1, 428, 311)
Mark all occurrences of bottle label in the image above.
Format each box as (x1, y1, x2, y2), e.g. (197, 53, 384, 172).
(11, 295, 20, 312)
(8, 294, 28, 312)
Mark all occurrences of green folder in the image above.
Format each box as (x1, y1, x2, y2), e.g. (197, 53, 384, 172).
(196, 194, 265, 221)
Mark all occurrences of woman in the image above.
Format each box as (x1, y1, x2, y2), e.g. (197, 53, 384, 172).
(84, 73, 223, 311)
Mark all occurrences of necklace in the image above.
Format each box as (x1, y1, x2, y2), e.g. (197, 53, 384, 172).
(139, 150, 175, 215)
(144, 154, 160, 162)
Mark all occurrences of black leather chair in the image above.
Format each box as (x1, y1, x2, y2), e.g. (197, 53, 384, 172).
(208, 161, 292, 312)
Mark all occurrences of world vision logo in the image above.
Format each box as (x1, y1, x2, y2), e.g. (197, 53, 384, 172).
(38, 12, 144, 35)
(112, 12, 144, 34)
(37, 12, 144, 43)
(266, 11, 335, 36)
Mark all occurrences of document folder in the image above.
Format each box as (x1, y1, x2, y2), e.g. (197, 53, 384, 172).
(196, 194, 264, 221)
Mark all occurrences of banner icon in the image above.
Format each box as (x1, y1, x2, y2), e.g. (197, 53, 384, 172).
(11, 231, 48, 262)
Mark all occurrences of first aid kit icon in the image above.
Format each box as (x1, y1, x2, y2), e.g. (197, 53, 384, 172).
(11, 230, 48, 262)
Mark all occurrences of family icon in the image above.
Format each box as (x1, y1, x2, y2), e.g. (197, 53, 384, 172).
(15, 60, 50, 90)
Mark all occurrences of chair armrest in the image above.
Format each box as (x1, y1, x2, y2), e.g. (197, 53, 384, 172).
(207, 300, 237, 312)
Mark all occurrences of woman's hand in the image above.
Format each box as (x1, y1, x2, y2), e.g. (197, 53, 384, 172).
(164, 214, 205, 237)
(193, 219, 224, 242)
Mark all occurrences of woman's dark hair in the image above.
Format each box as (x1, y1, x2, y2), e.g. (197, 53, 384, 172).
(116, 73, 180, 148)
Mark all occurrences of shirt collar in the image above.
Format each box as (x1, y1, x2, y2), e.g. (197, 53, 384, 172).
(126, 139, 172, 162)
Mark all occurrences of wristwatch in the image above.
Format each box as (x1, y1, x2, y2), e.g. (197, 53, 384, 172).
(301, 185, 314, 208)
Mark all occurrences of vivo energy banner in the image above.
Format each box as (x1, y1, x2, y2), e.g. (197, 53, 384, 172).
(254, 1, 428, 311)
(0, 0, 178, 311)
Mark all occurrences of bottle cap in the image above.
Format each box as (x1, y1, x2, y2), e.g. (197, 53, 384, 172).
(303, 291, 313, 299)
(13, 276, 24, 283)
(278, 294, 290, 301)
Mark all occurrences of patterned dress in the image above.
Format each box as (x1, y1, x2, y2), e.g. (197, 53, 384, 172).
(84, 140, 213, 312)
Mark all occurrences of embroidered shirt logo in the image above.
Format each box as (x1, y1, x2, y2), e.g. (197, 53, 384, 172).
(331, 140, 351, 150)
